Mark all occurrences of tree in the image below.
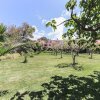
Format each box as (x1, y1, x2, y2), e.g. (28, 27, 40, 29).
(18, 23, 35, 63)
(19, 22, 35, 41)
(65, 0, 100, 55)
(57, 40, 64, 58)
(5, 23, 35, 63)
(46, 0, 100, 45)
(38, 37, 48, 42)
(46, 0, 100, 64)
(5, 25, 20, 46)
(63, 32, 78, 65)
(6, 22, 35, 43)
(65, 0, 100, 32)
(0, 23, 8, 56)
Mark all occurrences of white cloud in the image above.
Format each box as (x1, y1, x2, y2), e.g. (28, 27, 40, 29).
(34, 10, 71, 40)
(33, 16, 66, 40)
(44, 10, 70, 40)
(32, 25, 45, 40)
(61, 10, 71, 18)
(34, 17, 66, 40)
(41, 19, 47, 24)
(37, 15, 43, 20)
(77, 12, 81, 17)
(47, 17, 66, 40)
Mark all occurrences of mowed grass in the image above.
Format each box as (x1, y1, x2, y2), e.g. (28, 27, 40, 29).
(0, 53, 100, 99)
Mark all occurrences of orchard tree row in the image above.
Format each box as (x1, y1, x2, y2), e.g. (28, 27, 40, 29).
(46, 0, 100, 65)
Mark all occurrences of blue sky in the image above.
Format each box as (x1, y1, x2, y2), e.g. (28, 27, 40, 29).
(0, 0, 71, 40)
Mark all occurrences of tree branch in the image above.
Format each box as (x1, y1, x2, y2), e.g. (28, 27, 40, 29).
(71, 9, 100, 32)
(0, 43, 26, 56)
(56, 19, 71, 27)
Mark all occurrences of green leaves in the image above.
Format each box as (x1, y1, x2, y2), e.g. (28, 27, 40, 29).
(0, 24, 6, 35)
(0, 24, 6, 43)
(46, 22, 51, 27)
(65, 0, 77, 10)
(63, 28, 76, 41)
(64, 19, 76, 27)
(0, 47, 8, 54)
(46, 20, 57, 31)
(52, 20, 56, 24)
(21, 22, 35, 38)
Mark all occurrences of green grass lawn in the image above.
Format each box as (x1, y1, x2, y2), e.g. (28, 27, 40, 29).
(0, 53, 100, 99)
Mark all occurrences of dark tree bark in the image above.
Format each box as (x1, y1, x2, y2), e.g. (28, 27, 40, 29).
(23, 55, 28, 63)
(72, 54, 76, 65)
(89, 50, 93, 59)
(60, 49, 63, 58)
(71, 50, 77, 66)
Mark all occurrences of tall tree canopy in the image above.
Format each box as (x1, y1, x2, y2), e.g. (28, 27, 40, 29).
(64, 0, 100, 47)
(46, 0, 100, 39)
(0, 23, 35, 57)
(6, 22, 35, 45)
(65, 0, 100, 32)
(46, 0, 100, 63)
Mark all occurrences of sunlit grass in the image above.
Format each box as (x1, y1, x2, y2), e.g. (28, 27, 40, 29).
(0, 53, 100, 99)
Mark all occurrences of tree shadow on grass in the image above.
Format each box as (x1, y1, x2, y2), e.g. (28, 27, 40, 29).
(55, 63, 84, 71)
(55, 63, 69, 68)
(0, 90, 9, 97)
(10, 71, 100, 100)
(10, 90, 44, 100)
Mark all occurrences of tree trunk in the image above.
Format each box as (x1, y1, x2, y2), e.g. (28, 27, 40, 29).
(71, 51, 77, 66)
(72, 54, 76, 65)
(23, 55, 28, 63)
(55, 49, 57, 56)
(60, 49, 63, 58)
(90, 50, 93, 59)
(76, 51, 79, 56)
